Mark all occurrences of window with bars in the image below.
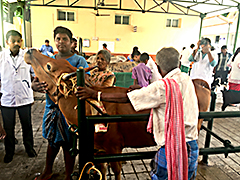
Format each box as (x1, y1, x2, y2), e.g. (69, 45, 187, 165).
(166, 18, 181, 28)
(115, 15, 130, 25)
(166, 19, 171, 27)
(57, 10, 75, 21)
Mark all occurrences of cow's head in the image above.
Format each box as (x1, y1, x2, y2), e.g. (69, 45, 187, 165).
(24, 49, 78, 102)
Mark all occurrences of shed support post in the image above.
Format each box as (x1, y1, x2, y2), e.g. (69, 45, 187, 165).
(233, 4, 240, 53)
(0, 0, 5, 48)
(226, 23, 231, 46)
(22, 3, 27, 47)
(199, 13, 206, 39)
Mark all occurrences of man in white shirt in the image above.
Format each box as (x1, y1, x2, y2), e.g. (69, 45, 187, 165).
(189, 38, 218, 87)
(76, 47, 199, 180)
(180, 44, 195, 73)
(0, 30, 36, 163)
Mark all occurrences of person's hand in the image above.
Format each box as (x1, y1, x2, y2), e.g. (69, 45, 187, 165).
(197, 40, 201, 47)
(0, 126, 6, 140)
(128, 85, 142, 92)
(31, 77, 48, 93)
(75, 86, 97, 100)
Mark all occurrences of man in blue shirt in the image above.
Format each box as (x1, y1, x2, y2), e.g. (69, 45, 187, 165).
(39, 39, 54, 57)
(32, 26, 90, 180)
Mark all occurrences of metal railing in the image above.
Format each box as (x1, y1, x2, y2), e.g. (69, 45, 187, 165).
(71, 69, 240, 178)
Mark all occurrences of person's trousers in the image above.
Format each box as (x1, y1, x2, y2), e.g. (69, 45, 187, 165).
(150, 140, 198, 180)
(214, 70, 228, 84)
(1, 104, 34, 155)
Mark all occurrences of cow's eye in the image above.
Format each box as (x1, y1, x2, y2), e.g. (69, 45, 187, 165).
(47, 64, 51, 71)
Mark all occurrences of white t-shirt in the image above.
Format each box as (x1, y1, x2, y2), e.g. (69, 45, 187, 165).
(127, 68, 199, 146)
(146, 58, 162, 83)
(190, 50, 217, 87)
(181, 48, 193, 67)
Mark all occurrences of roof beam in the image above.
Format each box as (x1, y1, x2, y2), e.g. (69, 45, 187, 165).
(203, 22, 228, 28)
(187, 0, 209, 8)
(205, 6, 232, 14)
(147, 0, 166, 12)
(44, 0, 56, 6)
(70, 0, 79, 6)
(28, 0, 239, 16)
(29, 3, 200, 16)
(134, 0, 143, 11)
(168, 0, 237, 7)
(230, 0, 239, 4)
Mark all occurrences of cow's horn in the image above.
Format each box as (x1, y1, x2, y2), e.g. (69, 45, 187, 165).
(62, 72, 76, 80)
(62, 65, 98, 80)
(84, 65, 98, 72)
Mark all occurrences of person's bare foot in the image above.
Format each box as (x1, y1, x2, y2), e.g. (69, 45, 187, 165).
(34, 171, 53, 180)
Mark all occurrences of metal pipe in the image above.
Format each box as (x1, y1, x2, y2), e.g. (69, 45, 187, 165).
(199, 146, 240, 156)
(77, 68, 90, 172)
(119, 0, 122, 9)
(29, 4, 200, 16)
(45, 0, 56, 6)
(199, 13, 206, 39)
(226, 23, 231, 46)
(198, 111, 240, 119)
(70, 0, 79, 6)
(86, 114, 150, 124)
(201, 125, 234, 148)
(0, 0, 5, 47)
(134, 0, 143, 10)
(170, 0, 236, 7)
(21, 3, 27, 47)
(86, 110, 240, 124)
(202, 91, 216, 164)
(233, 4, 240, 53)
(93, 146, 240, 163)
(94, 151, 157, 162)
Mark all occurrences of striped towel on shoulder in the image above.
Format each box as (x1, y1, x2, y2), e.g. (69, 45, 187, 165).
(147, 78, 188, 180)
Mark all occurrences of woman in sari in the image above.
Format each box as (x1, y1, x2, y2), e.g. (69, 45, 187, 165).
(89, 49, 115, 87)
(88, 49, 116, 132)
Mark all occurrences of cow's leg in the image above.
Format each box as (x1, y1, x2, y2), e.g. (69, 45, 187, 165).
(98, 162, 108, 180)
(198, 118, 204, 135)
(110, 161, 122, 180)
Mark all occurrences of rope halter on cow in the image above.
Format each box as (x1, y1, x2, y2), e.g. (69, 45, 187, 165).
(58, 73, 77, 99)
(56, 66, 97, 102)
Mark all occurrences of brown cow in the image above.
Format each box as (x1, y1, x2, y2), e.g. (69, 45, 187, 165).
(24, 49, 210, 180)
(24, 49, 154, 180)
